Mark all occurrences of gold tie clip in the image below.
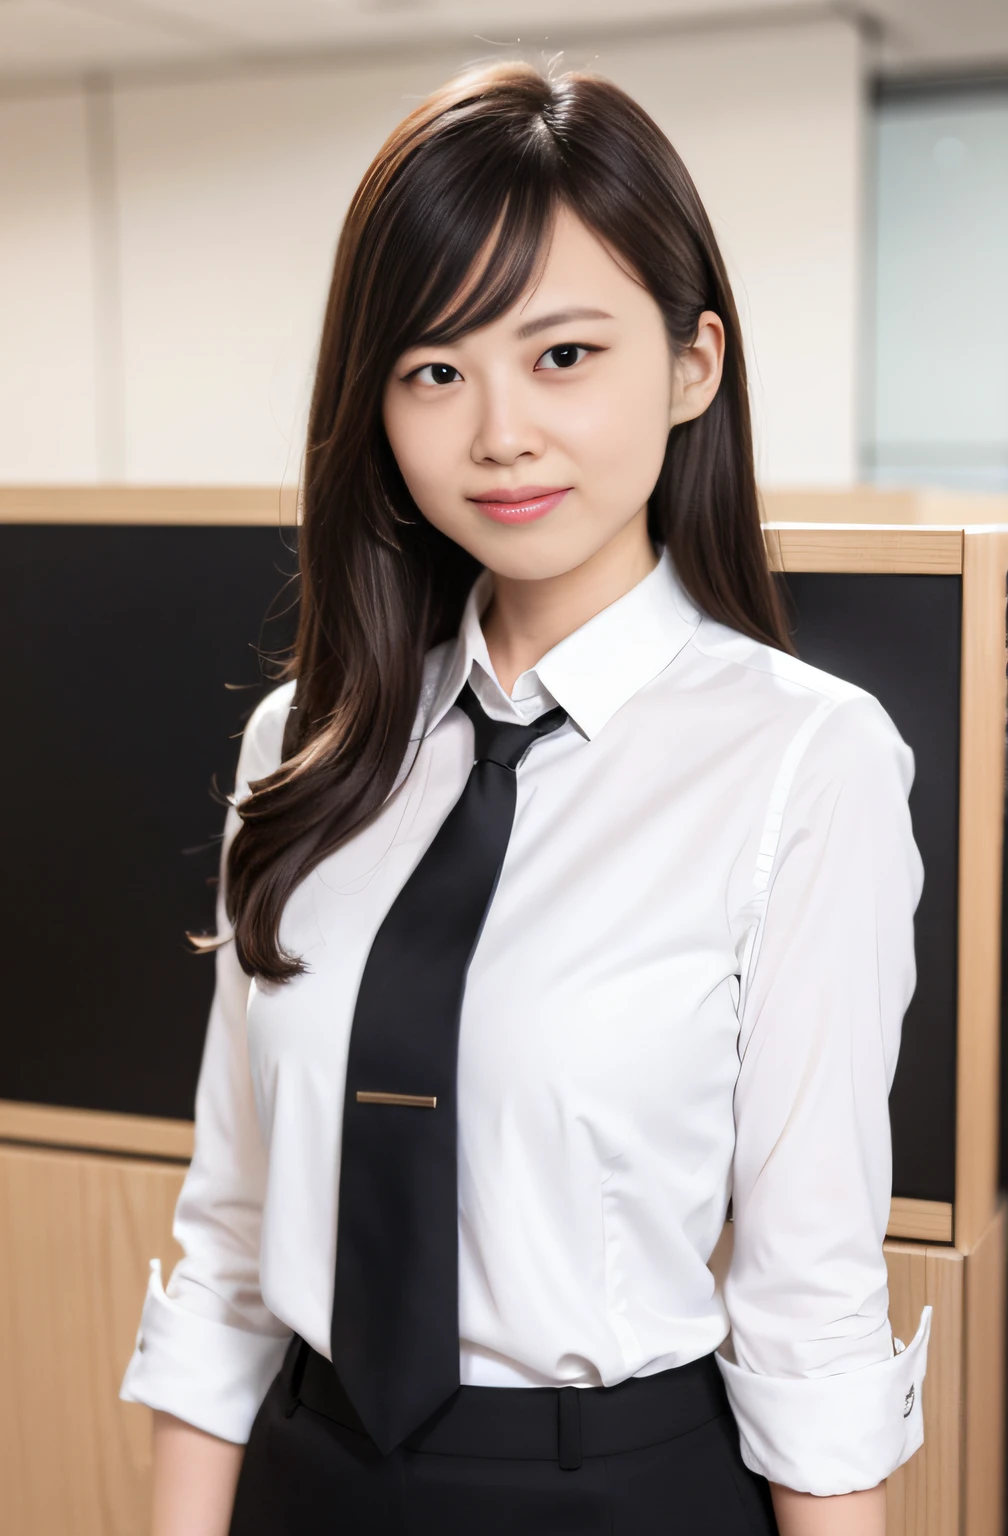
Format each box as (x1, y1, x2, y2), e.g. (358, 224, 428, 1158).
(356, 1090, 437, 1108)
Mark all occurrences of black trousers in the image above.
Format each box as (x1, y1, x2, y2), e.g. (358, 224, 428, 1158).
(229, 1337, 780, 1535)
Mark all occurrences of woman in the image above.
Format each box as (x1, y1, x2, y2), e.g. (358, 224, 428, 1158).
(122, 60, 931, 1536)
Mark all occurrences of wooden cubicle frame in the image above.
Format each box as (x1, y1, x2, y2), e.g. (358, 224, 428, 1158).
(762, 512, 1008, 1536)
(2, 497, 1000, 1247)
(1, 493, 1006, 1536)
(762, 486, 1008, 528)
(765, 520, 1008, 1259)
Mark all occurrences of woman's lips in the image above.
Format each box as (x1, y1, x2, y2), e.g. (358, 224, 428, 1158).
(468, 488, 571, 524)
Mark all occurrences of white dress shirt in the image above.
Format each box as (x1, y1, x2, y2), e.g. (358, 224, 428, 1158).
(121, 546, 931, 1496)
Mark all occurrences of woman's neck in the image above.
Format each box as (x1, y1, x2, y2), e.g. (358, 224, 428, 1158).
(480, 508, 658, 697)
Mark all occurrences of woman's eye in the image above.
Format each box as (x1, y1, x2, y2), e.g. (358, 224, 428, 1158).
(413, 363, 460, 386)
(406, 344, 598, 384)
(535, 343, 594, 371)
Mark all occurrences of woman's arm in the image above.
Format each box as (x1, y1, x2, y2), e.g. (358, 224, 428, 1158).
(715, 692, 930, 1495)
(770, 1482, 885, 1536)
(150, 1411, 245, 1536)
(119, 686, 298, 1504)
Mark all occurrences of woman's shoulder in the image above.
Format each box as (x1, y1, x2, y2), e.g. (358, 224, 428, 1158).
(234, 679, 297, 797)
(688, 615, 911, 784)
(691, 614, 862, 707)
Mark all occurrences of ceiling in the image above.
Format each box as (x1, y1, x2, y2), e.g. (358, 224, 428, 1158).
(1, 0, 1006, 88)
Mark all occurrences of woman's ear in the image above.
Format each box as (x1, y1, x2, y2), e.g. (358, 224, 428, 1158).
(669, 310, 726, 428)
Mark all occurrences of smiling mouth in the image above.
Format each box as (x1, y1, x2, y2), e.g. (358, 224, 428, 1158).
(468, 488, 571, 524)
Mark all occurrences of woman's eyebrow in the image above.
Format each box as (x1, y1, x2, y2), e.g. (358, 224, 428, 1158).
(512, 307, 614, 341)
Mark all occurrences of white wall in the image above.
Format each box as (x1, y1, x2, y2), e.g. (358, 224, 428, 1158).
(0, 89, 99, 480)
(0, 15, 865, 487)
(112, 51, 478, 485)
(604, 20, 864, 486)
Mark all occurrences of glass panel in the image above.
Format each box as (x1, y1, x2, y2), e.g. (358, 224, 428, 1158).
(866, 86, 1008, 490)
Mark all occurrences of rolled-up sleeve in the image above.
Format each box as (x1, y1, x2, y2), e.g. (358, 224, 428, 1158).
(715, 690, 931, 1495)
(119, 684, 296, 1443)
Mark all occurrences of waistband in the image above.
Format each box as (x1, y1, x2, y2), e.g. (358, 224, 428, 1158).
(281, 1337, 730, 1468)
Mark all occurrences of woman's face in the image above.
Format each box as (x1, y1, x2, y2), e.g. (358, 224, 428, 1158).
(382, 203, 724, 583)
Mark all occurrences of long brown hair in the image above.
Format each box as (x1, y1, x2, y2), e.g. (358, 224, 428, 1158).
(226, 59, 792, 982)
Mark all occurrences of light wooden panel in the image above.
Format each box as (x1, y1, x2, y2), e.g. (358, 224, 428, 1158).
(0, 1159, 997, 1536)
(0, 1144, 185, 1536)
(0, 1100, 194, 1161)
(888, 1199, 954, 1245)
(0, 1121, 954, 1240)
(4, 485, 1005, 531)
(963, 1200, 1007, 1536)
(762, 487, 1008, 527)
(884, 1239, 964, 1536)
(0, 485, 298, 525)
(764, 523, 963, 575)
(954, 529, 1008, 1251)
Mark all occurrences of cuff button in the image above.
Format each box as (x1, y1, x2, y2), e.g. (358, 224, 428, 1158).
(903, 1384, 915, 1417)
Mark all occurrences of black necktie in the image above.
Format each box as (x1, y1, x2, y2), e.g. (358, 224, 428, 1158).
(329, 681, 568, 1454)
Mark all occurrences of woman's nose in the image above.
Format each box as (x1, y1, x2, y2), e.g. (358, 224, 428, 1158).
(470, 382, 547, 465)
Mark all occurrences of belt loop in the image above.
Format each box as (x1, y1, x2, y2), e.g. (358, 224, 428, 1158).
(284, 1337, 310, 1418)
(557, 1386, 582, 1471)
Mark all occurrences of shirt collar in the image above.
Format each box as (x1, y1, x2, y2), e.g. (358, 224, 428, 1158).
(420, 546, 701, 742)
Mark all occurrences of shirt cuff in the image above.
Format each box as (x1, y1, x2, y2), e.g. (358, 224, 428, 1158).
(119, 1259, 293, 1444)
(714, 1304, 932, 1495)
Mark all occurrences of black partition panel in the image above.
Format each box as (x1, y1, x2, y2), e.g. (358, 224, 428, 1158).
(780, 574, 962, 1204)
(0, 524, 297, 1122)
(0, 536, 965, 1195)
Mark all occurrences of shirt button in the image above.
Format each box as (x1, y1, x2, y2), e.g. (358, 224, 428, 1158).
(903, 1384, 914, 1417)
